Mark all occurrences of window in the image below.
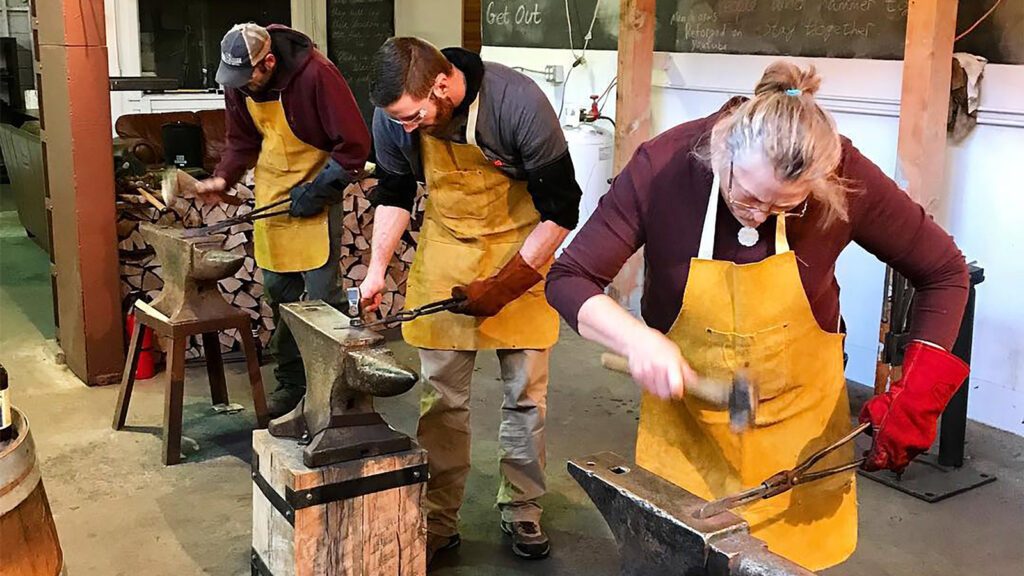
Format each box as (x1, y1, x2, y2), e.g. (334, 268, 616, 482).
(138, 0, 290, 90)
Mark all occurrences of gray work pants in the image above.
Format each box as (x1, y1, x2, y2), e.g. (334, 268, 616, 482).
(417, 348, 550, 537)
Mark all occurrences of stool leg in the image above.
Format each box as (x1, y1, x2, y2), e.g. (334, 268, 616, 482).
(202, 332, 229, 406)
(112, 321, 146, 430)
(238, 323, 269, 428)
(163, 337, 187, 465)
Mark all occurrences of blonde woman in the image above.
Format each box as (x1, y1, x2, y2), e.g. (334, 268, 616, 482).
(545, 62, 970, 570)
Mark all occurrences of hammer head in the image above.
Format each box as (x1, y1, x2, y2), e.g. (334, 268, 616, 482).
(728, 371, 759, 432)
(161, 168, 179, 206)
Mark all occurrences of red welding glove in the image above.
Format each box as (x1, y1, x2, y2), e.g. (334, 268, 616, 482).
(859, 340, 969, 473)
(451, 253, 542, 318)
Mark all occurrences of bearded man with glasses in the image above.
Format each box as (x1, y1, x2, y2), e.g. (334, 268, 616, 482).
(359, 37, 583, 566)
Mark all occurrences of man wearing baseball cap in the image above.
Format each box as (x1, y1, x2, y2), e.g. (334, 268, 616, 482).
(197, 23, 370, 417)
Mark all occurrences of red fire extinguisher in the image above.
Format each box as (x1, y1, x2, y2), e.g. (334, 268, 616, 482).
(126, 311, 155, 380)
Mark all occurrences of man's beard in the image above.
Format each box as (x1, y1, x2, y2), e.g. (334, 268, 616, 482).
(421, 95, 456, 137)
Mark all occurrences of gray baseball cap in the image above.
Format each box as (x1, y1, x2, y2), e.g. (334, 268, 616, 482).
(215, 23, 271, 88)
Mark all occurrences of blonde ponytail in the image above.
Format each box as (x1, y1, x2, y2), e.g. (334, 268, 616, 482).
(708, 61, 853, 228)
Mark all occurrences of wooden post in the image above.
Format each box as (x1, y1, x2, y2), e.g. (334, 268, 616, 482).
(895, 0, 959, 213)
(874, 0, 959, 393)
(463, 0, 482, 53)
(33, 0, 125, 386)
(607, 0, 656, 315)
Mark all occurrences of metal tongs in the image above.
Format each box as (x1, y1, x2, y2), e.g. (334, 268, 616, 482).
(348, 285, 467, 331)
(181, 198, 291, 238)
(696, 422, 871, 519)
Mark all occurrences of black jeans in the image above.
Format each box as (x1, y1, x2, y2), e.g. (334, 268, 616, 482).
(262, 204, 343, 391)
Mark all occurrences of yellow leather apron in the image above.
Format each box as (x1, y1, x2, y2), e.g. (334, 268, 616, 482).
(402, 97, 559, 350)
(635, 170, 857, 570)
(245, 97, 330, 273)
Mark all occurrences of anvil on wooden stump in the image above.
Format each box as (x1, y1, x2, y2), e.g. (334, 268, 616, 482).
(268, 301, 418, 468)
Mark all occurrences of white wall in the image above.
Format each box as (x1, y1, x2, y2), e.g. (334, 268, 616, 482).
(394, 0, 463, 48)
(482, 45, 1024, 436)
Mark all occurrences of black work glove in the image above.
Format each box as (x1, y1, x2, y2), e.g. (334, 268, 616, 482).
(288, 158, 354, 218)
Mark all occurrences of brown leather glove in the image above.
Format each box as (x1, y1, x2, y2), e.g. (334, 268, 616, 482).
(451, 253, 542, 317)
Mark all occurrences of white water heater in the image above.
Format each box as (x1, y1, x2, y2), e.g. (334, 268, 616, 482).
(558, 122, 614, 256)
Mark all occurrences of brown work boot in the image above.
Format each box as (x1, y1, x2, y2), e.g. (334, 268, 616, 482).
(501, 520, 550, 559)
(426, 532, 460, 568)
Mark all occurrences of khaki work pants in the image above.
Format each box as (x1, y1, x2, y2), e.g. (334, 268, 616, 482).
(417, 348, 549, 537)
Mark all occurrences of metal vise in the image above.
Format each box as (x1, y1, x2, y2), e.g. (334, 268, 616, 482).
(268, 301, 418, 467)
(568, 452, 817, 576)
(139, 223, 245, 323)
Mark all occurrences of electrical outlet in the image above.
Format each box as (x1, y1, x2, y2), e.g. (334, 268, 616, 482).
(544, 65, 565, 85)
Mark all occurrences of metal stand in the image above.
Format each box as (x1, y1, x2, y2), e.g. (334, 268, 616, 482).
(859, 264, 996, 502)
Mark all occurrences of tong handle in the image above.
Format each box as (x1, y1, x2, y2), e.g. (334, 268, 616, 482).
(696, 422, 871, 519)
(356, 296, 467, 329)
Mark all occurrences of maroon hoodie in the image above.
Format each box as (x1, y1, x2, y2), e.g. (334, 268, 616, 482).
(213, 25, 370, 187)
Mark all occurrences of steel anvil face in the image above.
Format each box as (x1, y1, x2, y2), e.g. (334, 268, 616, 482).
(568, 453, 818, 576)
(268, 301, 418, 467)
(139, 223, 244, 324)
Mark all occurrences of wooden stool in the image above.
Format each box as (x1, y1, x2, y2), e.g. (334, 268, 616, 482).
(113, 300, 269, 465)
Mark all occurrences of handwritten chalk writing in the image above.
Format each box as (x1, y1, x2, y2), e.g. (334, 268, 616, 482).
(516, 4, 543, 25)
(804, 21, 875, 42)
(825, 0, 875, 11)
(719, 0, 758, 12)
(671, 11, 718, 25)
(885, 0, 909, 16)
(771, 0, 804, 10)
(485, 2, 542, 27)
(486, 2, 511, 26)
(763, 23, 796, 43)
(684, 20, 742, 52)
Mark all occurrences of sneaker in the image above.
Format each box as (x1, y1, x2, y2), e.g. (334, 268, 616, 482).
(266, 385, 305, 419)
(500, 520, 551, 559)
(426, 532, 460, 568)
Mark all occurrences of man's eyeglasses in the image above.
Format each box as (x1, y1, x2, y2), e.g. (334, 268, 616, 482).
(387, 107, 427, 127)
(727, 160, 809, 217)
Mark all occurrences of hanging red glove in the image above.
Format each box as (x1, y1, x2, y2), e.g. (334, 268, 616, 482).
(860, 340, 969, 473)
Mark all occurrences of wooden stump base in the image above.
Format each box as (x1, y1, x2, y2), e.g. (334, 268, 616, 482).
(251, 429, 428, 576)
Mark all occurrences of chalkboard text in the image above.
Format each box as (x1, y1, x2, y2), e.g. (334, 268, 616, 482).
(825, 0, 875, 11)
(486, 2, 544, 27)
(771, 0, 805, 10)
(804, 21, 875, 42)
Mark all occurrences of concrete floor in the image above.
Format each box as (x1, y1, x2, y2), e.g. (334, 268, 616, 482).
(1, 190, 1022, 576)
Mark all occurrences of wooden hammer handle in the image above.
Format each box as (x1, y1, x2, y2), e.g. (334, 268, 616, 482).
(600, 353, 730, 407)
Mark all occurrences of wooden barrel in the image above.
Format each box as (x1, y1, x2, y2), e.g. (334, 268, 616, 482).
(0, 407, 64, 576)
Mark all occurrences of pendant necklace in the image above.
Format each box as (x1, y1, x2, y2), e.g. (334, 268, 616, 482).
(738, 226, 759, 247)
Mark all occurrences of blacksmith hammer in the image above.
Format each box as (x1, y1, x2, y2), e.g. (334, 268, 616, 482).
(601, 353, 758, 432)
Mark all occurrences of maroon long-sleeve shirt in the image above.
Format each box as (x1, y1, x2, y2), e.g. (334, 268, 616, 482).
(213, 25, 370, 187)
(546, 99, 969, 349)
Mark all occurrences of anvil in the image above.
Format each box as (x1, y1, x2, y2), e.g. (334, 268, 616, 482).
(139, 223, 244, 324)
(268, 301, 419, 467)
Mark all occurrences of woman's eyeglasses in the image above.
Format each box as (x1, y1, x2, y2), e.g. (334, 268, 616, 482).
(727, 160, 809, 217)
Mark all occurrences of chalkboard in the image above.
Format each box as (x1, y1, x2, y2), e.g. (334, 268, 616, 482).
(326, 0, 395, 128)
(481, 1, 1024, 65)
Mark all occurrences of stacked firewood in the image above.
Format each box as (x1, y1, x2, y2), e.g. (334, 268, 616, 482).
(115, 170, 426, 361)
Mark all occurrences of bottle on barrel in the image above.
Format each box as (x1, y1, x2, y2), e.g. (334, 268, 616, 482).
(0, 364, 11, 443)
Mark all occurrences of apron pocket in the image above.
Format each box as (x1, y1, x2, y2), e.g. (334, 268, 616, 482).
(429, 168, 503, 239)
(407, 236, 486, 299)
(258, 128, 291, 172)
(700, 323, 792, 425)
